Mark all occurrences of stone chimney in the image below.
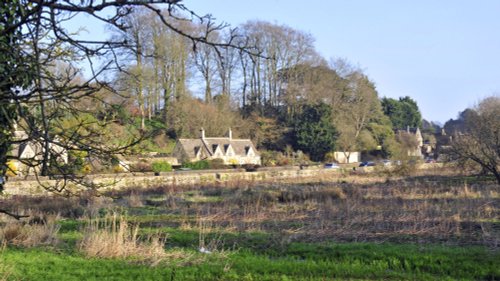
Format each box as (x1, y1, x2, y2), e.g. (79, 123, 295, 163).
(228, 128, 232, 140)
(200, 128, 205, 139)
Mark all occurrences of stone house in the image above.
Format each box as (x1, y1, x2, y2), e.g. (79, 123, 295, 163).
(395, 126, 424, 158)
(173, 128, 261, 166)
(9, 126, 68, 176)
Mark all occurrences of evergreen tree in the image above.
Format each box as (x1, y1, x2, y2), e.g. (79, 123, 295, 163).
(381, 96, 422, 129)
(293, 103, 337, 161)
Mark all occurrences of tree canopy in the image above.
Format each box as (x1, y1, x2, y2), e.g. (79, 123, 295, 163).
(381, 96, 422, 129)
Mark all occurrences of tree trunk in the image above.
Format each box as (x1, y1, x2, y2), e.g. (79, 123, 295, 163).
(493, 170, 500, 186)
(0, 103, 14, 191)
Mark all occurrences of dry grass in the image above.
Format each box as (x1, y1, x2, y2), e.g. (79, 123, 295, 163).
(127, 191, 144, 208)
(78, 214, 168, 265)
(197, 215, 226, 254)
(130, 173, 499, 248)
(0, 213, 60, 247)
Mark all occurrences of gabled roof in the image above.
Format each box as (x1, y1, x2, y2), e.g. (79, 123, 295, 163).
(176, 136, 259, 159)
(230, 139, 259, 156)
(177, 139, 206, 159)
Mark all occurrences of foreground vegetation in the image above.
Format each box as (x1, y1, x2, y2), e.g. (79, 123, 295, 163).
(1, 171, 499, 280)
(1, 242, 498, 281)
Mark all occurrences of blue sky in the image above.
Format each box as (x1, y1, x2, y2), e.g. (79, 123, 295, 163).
(183, 0, 500, 123)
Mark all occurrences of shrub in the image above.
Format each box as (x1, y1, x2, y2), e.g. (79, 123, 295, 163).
(182, 160, 210, 170)
(260, 150, 281, 166)
(5, 161, 17, 177)
(151, 161, 172, 173)
(112, 165, 125, 173)
(81, 164, 92, 175)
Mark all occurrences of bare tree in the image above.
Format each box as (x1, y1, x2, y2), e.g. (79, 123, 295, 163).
(214, 31, 239, 101)
(239, 21, 317, 112)
(192, 28, 219, 103)
(450, 96, 500, 185)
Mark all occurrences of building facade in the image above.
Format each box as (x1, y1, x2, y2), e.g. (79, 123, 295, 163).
(172, 129, 261, 166)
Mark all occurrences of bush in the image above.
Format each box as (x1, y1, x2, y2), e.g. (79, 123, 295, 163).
(151, 161, 172, 173)
(182, 160, 210, 170)
(6, 161, 17, 177)
(182, 159, 229, 170)
(260, 150, 280, 166)
(81, 164, 92, 175)
(112, 165, 125, 173)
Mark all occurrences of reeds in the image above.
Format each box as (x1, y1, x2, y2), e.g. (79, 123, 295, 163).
(78, 214, 167, 265)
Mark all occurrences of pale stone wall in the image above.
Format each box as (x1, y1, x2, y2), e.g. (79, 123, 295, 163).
(3, 167, 338, 196)
(2, 164, 446, 196)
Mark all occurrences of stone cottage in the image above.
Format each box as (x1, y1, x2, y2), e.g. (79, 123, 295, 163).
(9, 125, 68, 176)
(173, 128, 261, 166)
(395, 126, 424, 158)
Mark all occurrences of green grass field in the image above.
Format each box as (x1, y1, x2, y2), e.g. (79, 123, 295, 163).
(2, 242, 499, 280)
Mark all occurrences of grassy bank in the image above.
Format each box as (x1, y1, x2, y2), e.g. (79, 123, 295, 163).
(1, 242, 499, 280)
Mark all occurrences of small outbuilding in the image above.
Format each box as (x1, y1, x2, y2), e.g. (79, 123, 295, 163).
(333, 151, 360, 164)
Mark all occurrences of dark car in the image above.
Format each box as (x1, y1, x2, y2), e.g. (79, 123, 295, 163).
(359, 161, 375, 167)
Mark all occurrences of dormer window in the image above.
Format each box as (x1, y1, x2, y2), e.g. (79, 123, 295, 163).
(245, 146, 254, 156)
(224, 144, 234, 156)
(194, 146, 201, 158)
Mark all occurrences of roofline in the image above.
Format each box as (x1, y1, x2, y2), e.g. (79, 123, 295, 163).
(178, 137, 254, 142)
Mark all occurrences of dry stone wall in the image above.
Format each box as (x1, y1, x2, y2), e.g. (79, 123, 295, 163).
(3, 167, 339, 196)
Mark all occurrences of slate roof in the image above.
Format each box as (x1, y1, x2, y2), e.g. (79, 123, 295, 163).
(177, 137, 259, 159)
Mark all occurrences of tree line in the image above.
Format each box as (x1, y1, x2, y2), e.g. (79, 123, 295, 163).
(106, 7, 427, 162)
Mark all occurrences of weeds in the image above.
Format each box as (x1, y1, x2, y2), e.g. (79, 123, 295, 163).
(78, 214, 167, 265)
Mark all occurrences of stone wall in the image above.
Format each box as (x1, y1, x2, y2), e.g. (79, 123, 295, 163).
(3, 163, 445, 196)
(3, 167, 340, 196)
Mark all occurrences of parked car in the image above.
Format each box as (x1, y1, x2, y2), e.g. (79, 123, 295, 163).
(324, 163, 340, 169)
(359, 161, 375, 167)
(381, 159, 392, 166)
